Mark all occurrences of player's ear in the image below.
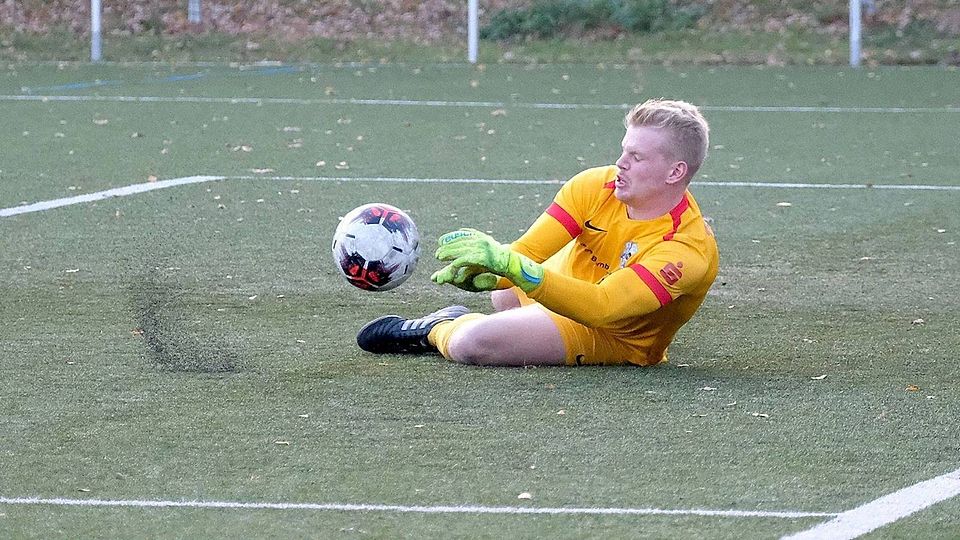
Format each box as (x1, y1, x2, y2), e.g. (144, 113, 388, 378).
(665, 160, 688, 185)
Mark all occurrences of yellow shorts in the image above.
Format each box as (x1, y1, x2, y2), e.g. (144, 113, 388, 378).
(510, 287, 666, 367)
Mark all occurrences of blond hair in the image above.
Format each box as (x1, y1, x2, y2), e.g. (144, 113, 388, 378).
(624, 98, 710, 181)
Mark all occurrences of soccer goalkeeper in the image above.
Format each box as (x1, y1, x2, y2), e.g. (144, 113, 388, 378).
(357, 98, 719, 367)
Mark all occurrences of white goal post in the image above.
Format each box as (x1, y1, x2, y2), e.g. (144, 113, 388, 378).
(468, 0, 479, 63)
(189, 0, 201, 24)
(849, 0, 862, 67)
(90, 0, 101, 61)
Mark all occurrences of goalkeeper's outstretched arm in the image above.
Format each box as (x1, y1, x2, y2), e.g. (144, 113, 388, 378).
(434, 228, 708, 327)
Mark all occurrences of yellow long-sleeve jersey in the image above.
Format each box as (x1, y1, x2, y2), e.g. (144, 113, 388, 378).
(510, 165, 719, 365)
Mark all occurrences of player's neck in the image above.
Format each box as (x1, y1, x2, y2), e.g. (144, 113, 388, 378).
(626, 189, 686, 221)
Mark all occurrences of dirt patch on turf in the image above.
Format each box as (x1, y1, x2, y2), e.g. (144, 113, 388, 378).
(130, 268, 242, 374)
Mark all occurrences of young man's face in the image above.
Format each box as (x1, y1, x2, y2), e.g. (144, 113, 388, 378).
(613, 125, 684, 208)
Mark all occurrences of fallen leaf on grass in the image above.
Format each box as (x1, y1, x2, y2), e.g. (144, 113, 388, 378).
(906, 384, 920, 392)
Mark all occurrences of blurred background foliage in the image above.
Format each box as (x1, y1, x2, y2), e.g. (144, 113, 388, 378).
(1, 1, 958, 64)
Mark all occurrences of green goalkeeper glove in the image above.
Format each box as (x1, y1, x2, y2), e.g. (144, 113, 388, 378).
(431, 228, 544, 293)
(432, 263, 500, 292)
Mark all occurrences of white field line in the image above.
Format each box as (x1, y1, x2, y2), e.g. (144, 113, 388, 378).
(231, 175, 565, 185)
(782, 466, 960, 540)
(0, 175, 222, 217)
(231, 176, 960, 191)
(1, 94, 958, 113)
(695, 180, 960, 191)
(4, 60, 465, 69)
(3, 175, 960, 218)
(0, 496, 835, 519)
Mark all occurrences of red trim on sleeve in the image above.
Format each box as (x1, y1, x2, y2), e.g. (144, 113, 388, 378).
(629, 264, 673, 306)
(662, 194, 690, 241)
(546, 202, 582, 238)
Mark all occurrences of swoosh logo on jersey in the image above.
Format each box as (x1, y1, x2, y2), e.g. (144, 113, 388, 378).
(584, 219, 607, 232)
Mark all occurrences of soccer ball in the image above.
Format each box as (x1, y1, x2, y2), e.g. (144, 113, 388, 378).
(331, 203, 420, 291)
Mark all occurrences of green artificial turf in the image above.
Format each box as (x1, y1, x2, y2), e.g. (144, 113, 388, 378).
(1, 62, 958, 538)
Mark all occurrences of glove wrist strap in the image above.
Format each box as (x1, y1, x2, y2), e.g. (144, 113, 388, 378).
(508, 252, 543, 293)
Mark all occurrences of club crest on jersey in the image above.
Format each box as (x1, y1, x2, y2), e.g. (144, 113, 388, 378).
(619, 241, 638, 268)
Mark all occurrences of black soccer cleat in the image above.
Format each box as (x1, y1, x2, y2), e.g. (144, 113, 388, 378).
(356, 305, 470, 354)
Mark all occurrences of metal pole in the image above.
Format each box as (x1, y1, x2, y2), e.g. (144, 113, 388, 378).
(91, 0, 102, 62)
(189, 0, 201, 24)
(468, 0, 478, 64)
(849, 0, 861, 67)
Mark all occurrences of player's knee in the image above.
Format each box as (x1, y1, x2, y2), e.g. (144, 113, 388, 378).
(490, 289, 521, 312)
(446, 334, 490, 365)
(446, 323, 502, 365)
